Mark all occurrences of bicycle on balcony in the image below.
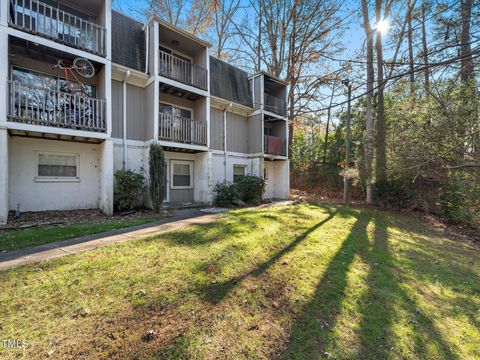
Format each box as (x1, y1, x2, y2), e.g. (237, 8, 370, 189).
(53, 57, 96, 129)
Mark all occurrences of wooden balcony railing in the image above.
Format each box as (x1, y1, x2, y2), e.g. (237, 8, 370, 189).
(264, 93, 287, 116)
(159, 50, 208, 90)
(159, 112, 207, 146)
(8, 81, 107, 132)
(9, 0, 106, 56)
(264, 135, 286, 156)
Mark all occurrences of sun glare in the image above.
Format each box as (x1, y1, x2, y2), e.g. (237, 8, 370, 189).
(375, 19, 390, 34)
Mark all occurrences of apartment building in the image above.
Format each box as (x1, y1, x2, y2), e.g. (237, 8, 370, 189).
(0, 1, 289, 225)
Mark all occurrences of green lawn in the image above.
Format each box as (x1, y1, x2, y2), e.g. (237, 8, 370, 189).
(0, 216, 166, 252)
(0, 203, 479, 359)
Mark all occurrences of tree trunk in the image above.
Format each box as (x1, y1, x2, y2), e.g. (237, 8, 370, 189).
(421, 0, 430, 92)
(287, 0, 298, 158)
(256, 2, 262, 72)
(375, 0, 387, 184)
(361, 0, 375, 203)
(407, 0, 415, 95)
(323, 86, 335, 163)
(460, 0, 474, 83)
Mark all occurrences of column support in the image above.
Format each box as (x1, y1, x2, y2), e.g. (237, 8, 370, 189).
(99, 139, 114, 215)
(0, 128, 9, 224)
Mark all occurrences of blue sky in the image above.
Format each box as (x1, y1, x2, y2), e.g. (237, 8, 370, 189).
(111, 0, 365, 58)
(109, 0, 378, 116)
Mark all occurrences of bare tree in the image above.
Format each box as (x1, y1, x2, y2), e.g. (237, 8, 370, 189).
(146, 0, 216, 36)
(187, 0, 217, 35)
(211, 0, 241, 58)
(146, 0, 185, 26)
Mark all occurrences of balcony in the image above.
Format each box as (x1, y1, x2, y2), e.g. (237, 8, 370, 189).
(9, 0, 106, 56)
(8, 80, 107, 133)
(159, 50, 208, 91)
(264, 93, 287, 117)
(264, 135, 286, 156)
(159, 113, 207, 146)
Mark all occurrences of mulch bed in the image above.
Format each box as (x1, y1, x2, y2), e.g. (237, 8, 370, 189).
(1, 208, 166, 231)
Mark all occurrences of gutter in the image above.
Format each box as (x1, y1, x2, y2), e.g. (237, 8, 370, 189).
(145, 25, 149, 74)
(123, 70, 131, 169)
(223, 103, 233, 181)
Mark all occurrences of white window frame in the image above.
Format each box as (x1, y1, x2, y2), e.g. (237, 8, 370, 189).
(233, 164, 247, 182)
(170, 160, 193, 190)
(35, 151, 80, 182)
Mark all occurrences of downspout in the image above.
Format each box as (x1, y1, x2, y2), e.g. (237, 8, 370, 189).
(223, 103, 232, 181)
(145, 26, 150, 74)
(122, 70, 131, 169)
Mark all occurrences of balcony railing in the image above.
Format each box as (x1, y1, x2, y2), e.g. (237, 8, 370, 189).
(264, 93, 287, 116)
(159, 112, 207, 146)
(8, 81, 106, 132)
(264, 135, 286, 156)
(9, 0, 106, 56)
(159, 50, 208, 90)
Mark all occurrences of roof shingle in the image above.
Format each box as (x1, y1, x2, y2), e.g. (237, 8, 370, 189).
(111, 11, 146, 72)
(210, 56, 253, 108)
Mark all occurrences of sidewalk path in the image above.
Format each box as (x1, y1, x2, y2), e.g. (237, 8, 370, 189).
(0, 209, 225, 272)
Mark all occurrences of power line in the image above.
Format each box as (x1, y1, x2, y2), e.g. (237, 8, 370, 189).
(317, 38, 480, 66)
(305, 46, 480, 114)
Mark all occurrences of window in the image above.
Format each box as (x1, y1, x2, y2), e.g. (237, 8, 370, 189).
(159, 103, 192, 119)
(171, 161, 193, 189)
(264, 167, 268, 180)
(233, 165, 246, 183)
(37, 153, 79, 181)
(12, 67, 96, 97)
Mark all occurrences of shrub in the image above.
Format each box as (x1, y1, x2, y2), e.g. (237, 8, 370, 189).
(235, 175, 266, 204)
(149, 143, 167, 213)
(213, 176, 266, 206)
(114, 169, 144, 212)
(439, 174, 473, 225)
(213, 182, 239, 206)
(374, 180, 418, 209)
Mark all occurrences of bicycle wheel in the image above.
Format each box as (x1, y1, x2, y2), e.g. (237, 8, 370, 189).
(73, 57, 95, 78)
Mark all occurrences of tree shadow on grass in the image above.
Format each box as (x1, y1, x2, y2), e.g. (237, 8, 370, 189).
(155, 204, 330, 248)
(199, 208, 340, 304)
(283, 210, 461, 360)
(356, 215, 459, 360)
(282, 210, 373, 359)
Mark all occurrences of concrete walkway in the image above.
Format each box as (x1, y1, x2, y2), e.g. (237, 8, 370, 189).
(0, 209, 225, 272)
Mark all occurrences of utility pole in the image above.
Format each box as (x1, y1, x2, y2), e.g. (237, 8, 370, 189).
(343, 79, 352, 205)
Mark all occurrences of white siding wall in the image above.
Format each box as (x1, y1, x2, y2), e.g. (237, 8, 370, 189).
(212, 153, 258, 184)
(9, 137, 101, 211)
(264, 160, 290, 199)
(113, 142, 147, 174)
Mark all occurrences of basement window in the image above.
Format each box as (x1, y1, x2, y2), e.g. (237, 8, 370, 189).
(36, 152, 79, 182)
(233, 165, 246, 183)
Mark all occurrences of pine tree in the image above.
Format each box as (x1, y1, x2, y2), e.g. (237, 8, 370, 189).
(149, 143, 167, 213)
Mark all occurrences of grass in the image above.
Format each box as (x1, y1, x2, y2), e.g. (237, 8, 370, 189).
(0, 216, 166, 252)
(0, 203, 479, 359)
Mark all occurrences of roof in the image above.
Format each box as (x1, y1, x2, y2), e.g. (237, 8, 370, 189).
(112, 11, 146, 72)
(210, 56, 253, 108)
(250, 71, 288, 86)
(150, 17, 212, 48)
